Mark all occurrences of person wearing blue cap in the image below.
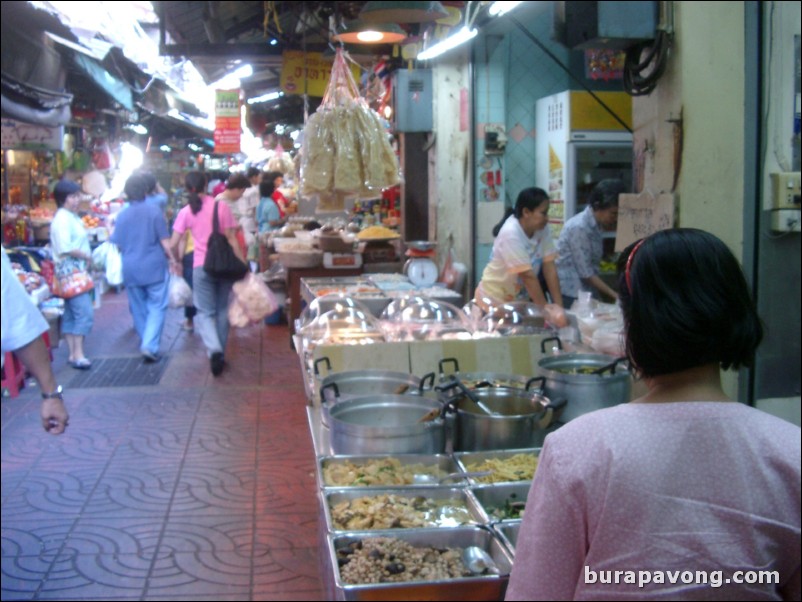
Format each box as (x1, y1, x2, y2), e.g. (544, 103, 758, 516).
(50, 178, 94, 369)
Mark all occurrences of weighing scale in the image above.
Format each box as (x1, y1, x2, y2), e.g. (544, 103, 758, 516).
(403, 241, 439, 287)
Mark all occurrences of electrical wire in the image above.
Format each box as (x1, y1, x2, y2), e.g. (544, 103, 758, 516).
(622, 2, 673, 96)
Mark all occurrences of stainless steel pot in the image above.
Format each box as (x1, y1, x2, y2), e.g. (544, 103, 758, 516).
(440, 379, 566, 451)
(437, 358, 533, 391)
(537, 337, 631, 422)
(324, 394, 446, 455)
(315, 357, 435, 410)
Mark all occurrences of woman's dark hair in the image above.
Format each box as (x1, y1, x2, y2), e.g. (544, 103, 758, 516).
(226, 173, 250, 190)
(185, 171, 207, 215)
(259, 179, 276, 199)
(123, 173, 149, 202)
(263, 170, 284, 186)
(588, 179, 625, 211)
(246, 166, 261, 179)
(492, 187, 550, 236)
(616, 228, 763, 378)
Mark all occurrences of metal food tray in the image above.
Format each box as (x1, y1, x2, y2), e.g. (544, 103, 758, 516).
(491, 521, 522, 557)
(322, 487, 486, 533)
(318, 454, 462, 489)
(469, 483, 532, 523)
(453, 448, 541, 485)
(328, 526, 513, 601)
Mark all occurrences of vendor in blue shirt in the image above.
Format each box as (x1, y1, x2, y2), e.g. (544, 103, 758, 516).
(556, 179, 624, 309)
(257, 178, 286, 233)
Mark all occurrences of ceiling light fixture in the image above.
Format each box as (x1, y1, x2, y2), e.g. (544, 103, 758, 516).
(332, 20, 407, 45)
(247, 91, 283, 105)
(417, 26, 478, 60)
(488, 1, 523, 17)
(360, 1, 449, 24)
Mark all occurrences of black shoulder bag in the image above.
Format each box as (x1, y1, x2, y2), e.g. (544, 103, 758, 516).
(203, 201, 249, 280)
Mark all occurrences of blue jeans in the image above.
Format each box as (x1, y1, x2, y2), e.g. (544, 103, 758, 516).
(192, 267, 234, 357)
(62, 291, 94, 335)
(126, 274, 169, 355)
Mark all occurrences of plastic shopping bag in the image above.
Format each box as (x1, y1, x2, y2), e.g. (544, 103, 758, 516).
(168, 274, 193, 308)
(228, 273, 279, 327)
(105, 243, 123, 286)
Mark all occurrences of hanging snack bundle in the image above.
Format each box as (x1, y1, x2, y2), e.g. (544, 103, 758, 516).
(300, 48, 400, 198)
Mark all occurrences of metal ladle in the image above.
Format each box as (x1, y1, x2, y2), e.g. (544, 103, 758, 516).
(462, 546, 501, 575)
(412, 470, 493, 485)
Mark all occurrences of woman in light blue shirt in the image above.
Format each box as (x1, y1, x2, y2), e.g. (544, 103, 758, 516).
(257, 179, 285, 233)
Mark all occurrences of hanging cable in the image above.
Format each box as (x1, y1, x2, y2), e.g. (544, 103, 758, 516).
(623, 1, 674, 96)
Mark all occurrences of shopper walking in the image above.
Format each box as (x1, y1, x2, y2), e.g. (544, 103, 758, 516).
(506, 228, 801, 601)
(169, 171, 245, 376)
(2, 247, 69, 434)
(49, 179, 94, 369)
(215, 173, 251, 259)
(111, 173, 174, 362)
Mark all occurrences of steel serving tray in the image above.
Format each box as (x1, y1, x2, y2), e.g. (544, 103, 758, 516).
(491, 521, 522, 557)
(318, 454, 461, 489)
(329, 526, 513, 601)
(453, 448, 541, 485)
(322, 487, 486, 533)
(468, 483, 532, 523)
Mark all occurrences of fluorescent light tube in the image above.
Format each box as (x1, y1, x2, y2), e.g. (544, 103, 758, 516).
(417, 26, 478, 60)
(489, 1, 523, 17)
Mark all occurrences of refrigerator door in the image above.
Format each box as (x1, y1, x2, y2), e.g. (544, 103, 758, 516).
(566, 140, 633, 219)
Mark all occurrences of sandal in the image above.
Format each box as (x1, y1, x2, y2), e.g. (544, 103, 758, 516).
(69, 358, 92, 370)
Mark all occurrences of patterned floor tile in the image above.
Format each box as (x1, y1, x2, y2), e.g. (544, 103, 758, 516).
(1, 554, 50, 599)
(63, 517, 165, 558)
(155, 515, 254, 555)
(1, 519, 76, 558)
(252, 513, 320, 550)
(36, 553, 150, 599)
(145, 550, 251, 596)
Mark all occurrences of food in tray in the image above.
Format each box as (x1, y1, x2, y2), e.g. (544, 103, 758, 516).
(313, 286, 382, 297)
(465, 453, 539, 484)
(337, 537, 470, 584)
(323, 458, 445, 487)
(487, 493, 526, 520)
(459, 377, 526, 389)
(357, 225, 400, 240)
(329, 494, 474, 530)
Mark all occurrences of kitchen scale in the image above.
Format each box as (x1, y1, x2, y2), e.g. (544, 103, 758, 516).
(403, 241, 439, 287)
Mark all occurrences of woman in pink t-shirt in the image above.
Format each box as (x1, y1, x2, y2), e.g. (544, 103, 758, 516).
(506, 229, 800, 601)
(169, 171, 245, 376)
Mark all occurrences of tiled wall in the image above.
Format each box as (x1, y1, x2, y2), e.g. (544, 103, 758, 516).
(472, 3, 621, 287)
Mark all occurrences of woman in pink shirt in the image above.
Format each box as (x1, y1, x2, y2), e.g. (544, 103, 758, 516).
(169, 171, 245, 376)
(506, 229, 800, 601)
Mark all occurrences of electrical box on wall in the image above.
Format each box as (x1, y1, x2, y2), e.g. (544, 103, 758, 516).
(394, 69, 432, 133)
(484, 123, 507, 155)
(561, 1, 658, 50)
(770, 172, 801, 232)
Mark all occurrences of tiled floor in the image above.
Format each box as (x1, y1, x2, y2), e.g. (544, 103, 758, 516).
(1, 288, 325, 601)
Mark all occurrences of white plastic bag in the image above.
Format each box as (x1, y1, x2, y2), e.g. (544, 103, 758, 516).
(168, 274, 193, 308)
(105, 243, 123, 286)
(92, 241, 109, 270)
(228, 273, 278, 326)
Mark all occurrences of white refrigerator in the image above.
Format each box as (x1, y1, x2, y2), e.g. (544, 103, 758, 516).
(536, 90, 633, 238)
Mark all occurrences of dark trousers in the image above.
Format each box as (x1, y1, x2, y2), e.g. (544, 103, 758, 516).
(182, 252, 197, 320)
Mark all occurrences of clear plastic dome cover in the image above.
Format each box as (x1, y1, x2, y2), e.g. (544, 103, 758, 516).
(475, 301, 551, 336)
(380, 296, 473, 341)
(297, 294, 373, 332)
(299, 306, 384, 346)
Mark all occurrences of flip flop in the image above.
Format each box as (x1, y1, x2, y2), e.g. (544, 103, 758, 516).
(69, 358, 92, 370)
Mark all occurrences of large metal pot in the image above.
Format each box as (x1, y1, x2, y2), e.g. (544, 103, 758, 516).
(440, 379, 566, 451)
(438, 357, 533, 391)
(315, 357, 435, 409)
(324, 394, 446, 455)
(538, 337, 631, 422)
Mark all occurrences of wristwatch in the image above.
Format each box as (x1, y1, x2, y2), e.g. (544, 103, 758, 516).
(41, 385, 64, 400)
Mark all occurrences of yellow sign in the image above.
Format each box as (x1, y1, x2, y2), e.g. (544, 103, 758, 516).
(280, 51, 360, 97)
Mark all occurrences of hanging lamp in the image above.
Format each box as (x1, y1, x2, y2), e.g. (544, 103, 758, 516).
(332, 19, 407, 44)
(359, 1, 449, 24)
